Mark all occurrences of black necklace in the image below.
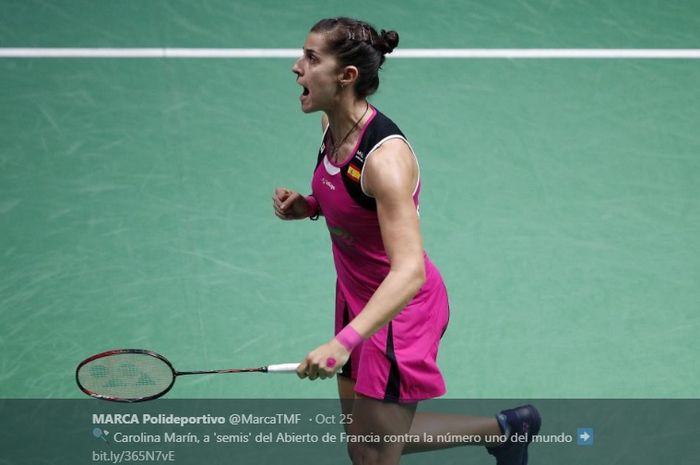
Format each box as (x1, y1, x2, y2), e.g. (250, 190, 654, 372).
(330, 102, 370, 161)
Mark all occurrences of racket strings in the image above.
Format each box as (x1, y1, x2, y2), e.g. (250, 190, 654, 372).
(77, 353, 174, 400)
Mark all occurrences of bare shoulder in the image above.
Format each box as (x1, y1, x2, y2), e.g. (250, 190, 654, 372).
(363, 139, 417, 198)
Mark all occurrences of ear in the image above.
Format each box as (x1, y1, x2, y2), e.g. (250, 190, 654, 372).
(338, 65, 359, 88)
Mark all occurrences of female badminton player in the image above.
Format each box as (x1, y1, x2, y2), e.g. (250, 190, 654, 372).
(273, 17, 540, 465)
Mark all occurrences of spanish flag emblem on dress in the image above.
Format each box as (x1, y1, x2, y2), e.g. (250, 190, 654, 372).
(347, 163, 361, 183)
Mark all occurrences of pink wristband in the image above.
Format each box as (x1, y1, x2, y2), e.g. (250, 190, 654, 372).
(335, 325, 363, 352)
(304, 195, 319, 218)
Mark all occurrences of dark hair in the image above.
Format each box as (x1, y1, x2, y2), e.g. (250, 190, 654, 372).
(310, 17, 399, 98)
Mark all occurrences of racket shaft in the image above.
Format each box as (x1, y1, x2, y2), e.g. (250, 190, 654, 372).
(176, 363, 300, 376)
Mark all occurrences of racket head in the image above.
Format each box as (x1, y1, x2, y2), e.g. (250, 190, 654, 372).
(76, 349, 176, 402)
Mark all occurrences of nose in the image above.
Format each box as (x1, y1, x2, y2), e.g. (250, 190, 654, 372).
(291, 58, 302, 76)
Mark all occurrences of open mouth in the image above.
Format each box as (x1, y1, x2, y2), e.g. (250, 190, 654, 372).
(301, 87, 310, 97)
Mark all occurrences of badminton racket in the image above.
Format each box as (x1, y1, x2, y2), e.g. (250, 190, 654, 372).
(76, 349, 299, 402)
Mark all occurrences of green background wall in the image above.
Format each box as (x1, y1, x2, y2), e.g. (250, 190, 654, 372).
(1, 0, 698, 399)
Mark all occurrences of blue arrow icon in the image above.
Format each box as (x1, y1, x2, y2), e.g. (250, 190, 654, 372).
(576, 428, 594, 446)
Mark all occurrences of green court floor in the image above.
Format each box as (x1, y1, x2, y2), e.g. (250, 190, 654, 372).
(1, 0, 699, 399)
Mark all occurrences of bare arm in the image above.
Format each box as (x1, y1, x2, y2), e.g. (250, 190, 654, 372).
(272, 115, 327, 220)
(346, 138, 425, 337)
(297, 139, 425, 380)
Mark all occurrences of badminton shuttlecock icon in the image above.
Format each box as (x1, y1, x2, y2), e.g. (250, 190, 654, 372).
(92, 427, 110, 444)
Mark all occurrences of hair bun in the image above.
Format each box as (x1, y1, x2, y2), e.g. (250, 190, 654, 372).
(379, 29, 399, 54)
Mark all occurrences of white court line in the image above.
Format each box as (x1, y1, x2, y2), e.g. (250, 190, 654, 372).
(1, 48, 700, 59)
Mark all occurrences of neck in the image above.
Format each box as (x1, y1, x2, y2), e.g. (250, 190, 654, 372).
(326, 98, 370, 161)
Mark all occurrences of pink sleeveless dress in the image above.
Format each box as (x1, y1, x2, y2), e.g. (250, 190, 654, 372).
(311, 106, 450, 402)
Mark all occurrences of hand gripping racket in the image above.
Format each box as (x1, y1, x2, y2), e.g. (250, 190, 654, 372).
(76, 349, 299, 402)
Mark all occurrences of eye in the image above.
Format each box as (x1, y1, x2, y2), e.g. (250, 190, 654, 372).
(305, 51, 319, 63)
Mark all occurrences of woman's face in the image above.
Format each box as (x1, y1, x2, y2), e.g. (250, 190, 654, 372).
(292, 32, 343, 113)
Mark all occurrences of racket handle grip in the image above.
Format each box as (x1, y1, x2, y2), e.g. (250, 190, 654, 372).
(267, 363, 300, 373)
